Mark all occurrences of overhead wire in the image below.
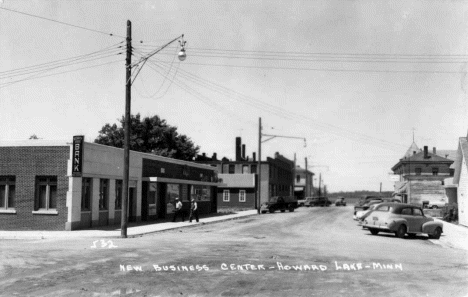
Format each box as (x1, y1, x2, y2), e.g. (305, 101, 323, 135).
(148, 58, 409, 152)
(0, 59, 123, 88)
(0, 7, 124, 38)
(0, 41, 124, 77)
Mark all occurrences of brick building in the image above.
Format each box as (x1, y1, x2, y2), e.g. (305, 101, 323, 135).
(391, 144, 454, 206)
(195, 137, 294, 209)
(0, 138, 219, 230)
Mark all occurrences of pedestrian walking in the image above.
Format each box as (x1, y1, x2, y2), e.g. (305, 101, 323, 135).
(172, 198, 184, 222)
(189, 198, 199, 223)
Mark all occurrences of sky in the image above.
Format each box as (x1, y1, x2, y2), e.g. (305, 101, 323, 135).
(1, 0, 467, 192)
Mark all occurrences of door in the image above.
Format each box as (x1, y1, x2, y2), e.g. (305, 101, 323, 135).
(128, 187, 136, 222)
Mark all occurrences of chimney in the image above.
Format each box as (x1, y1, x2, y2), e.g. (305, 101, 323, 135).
(433, 147, 436, 155)
(242, 144, 246, 160)
(424, 146, 428, 159)
(212, 153, 217, 161)
(202, 152, 206, 158)
(235, 137, 242, 161)
(252, 152, 256, 162)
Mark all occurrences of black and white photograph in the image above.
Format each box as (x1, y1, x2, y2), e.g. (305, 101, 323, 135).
(1, 1, 468, 296)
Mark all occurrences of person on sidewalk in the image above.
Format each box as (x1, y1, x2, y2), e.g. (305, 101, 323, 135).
(172, 198, 184, 222)
(189, 198, 199, 223)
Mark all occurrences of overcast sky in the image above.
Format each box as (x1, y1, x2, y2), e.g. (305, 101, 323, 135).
(1, 0, 467, 192)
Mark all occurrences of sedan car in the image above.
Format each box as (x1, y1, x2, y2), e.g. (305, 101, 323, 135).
(426, 198, 447, 209)
(353, 200, 382, 220)
(361, 203, 443, 239)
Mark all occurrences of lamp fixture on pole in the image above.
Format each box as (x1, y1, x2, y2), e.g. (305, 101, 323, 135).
(121, 20, 186, 238)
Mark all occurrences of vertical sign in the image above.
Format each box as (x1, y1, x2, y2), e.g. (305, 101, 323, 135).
(72, 135, 84, 177)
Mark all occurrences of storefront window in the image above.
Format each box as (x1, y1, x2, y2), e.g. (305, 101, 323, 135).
(191, 185, 211, 201)
(166, 184, 180, 214)
(148, 183, 157, 216)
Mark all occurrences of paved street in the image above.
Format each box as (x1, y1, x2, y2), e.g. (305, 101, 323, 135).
(1, 206, 467, 297)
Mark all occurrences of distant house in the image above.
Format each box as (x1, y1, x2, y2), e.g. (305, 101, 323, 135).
(391, 144, 454, 206)
(451, 136, 468, 227)
(294, 166, 314, 200)
(195, 137, 294, 209)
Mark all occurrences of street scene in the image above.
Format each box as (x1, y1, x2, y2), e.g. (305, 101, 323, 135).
(1, 206, 467, 297)
(1, 1, 468, 296)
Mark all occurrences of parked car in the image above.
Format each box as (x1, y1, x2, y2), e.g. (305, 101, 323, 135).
(335, 197, 346, 206)
(310, 197, 331, 207)
(361, 203, 443, 239)
(357, 195, 383, 206)
(355, 203, 379, 222)
(260, 196, 298, 213)
(304, 197, 315, 207)
(297, 198, 306, 207)
(353, 200, 383, 219)
(425, 198, 448, 209)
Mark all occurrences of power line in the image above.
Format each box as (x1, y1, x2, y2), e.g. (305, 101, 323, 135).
(0, 41, 124, 76)
(0, 7, 124, 38)
(0, 59, 122, 89)
(188, 47, 468, 58)
(169, 62, 466, 74)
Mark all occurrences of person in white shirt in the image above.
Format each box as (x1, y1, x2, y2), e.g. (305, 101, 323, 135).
(172, 198, 185, 222)
(189, 198, 199, 223)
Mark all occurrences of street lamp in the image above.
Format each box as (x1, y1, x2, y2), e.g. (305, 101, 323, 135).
(121, 20, 186, 238)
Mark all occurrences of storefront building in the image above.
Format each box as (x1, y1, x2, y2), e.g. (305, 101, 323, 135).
(0, 138, 219, 231)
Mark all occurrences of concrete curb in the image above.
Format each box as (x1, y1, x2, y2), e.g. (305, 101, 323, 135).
(0, 210, 259, 240)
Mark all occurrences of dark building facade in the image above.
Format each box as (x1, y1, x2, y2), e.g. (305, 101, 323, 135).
(195, 137, 294, 209)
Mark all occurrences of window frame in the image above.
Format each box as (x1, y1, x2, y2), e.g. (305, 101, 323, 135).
(0, 176, 16, 212)
(99, 179, 109, 210)
(223, 190, 230, 202)
(239, 190, 246, 202)
(115, 179, 122, 210)
(81, 177, 93, 211)
(33, 176, 58, 214)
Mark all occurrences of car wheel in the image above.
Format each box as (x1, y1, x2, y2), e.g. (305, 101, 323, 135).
(289, 205, 294, 212)
(269, 208, 274, 213)
(407, 233, 416, 238)
(369, 229, 379, 235)
(431, 205, 438, 209)
(395, 225, 407, 239)
(280, 209, 285, 213)
(430, 227, 442, 240)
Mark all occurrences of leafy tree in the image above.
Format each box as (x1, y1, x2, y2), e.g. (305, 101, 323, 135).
(95, 114, 200, 161)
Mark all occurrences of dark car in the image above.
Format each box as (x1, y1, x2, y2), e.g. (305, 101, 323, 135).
(260, 196, 298, 213)
(362, 203, 443, 239)
(335, 197, 346, 206)
(310, 197, 331, 207)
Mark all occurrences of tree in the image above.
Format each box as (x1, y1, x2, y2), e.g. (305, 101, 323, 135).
(95, 114, 200, 161)
(29, 134, 39, 139)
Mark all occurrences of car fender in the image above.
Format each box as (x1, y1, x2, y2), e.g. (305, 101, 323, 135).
(422, 221, 443, 234)
(388, 218, 408, 231)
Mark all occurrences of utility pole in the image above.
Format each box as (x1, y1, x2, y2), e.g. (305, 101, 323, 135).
(380, 182, 382, 193)
(121, 20, 132, 238)
(293, 153, 296, 197)
(304, 157, 308, 197)
(257, 117, 262, 214)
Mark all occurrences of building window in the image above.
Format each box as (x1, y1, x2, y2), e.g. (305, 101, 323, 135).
(99, 179, 109, 210)
(251, 165, 257, 174)
(223, 190, 230, 202)
(35, 176, 57, 210)
(415, 168, 422, 175)
(229, 164, 235, 174)
(0, 176, 15, 210)
(81, 177, 92, 211)
(432, 168, 439, 176)
(115, 180, 122, 210)
(239, 190, 246, 202)
(242, 165, 249, 174)
(296, 175, 300, 183)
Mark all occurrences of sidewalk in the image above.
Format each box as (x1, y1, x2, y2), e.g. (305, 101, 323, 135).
(431, 219, 468, 252)
(0, 210, 258, 240)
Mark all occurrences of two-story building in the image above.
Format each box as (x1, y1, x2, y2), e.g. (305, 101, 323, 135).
(195, 137, 294, 210)
(294, 165, 314, 200)
(392, 144, 454, 206)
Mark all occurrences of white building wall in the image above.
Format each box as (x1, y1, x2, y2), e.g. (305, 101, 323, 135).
(458, 157, 468, 227)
